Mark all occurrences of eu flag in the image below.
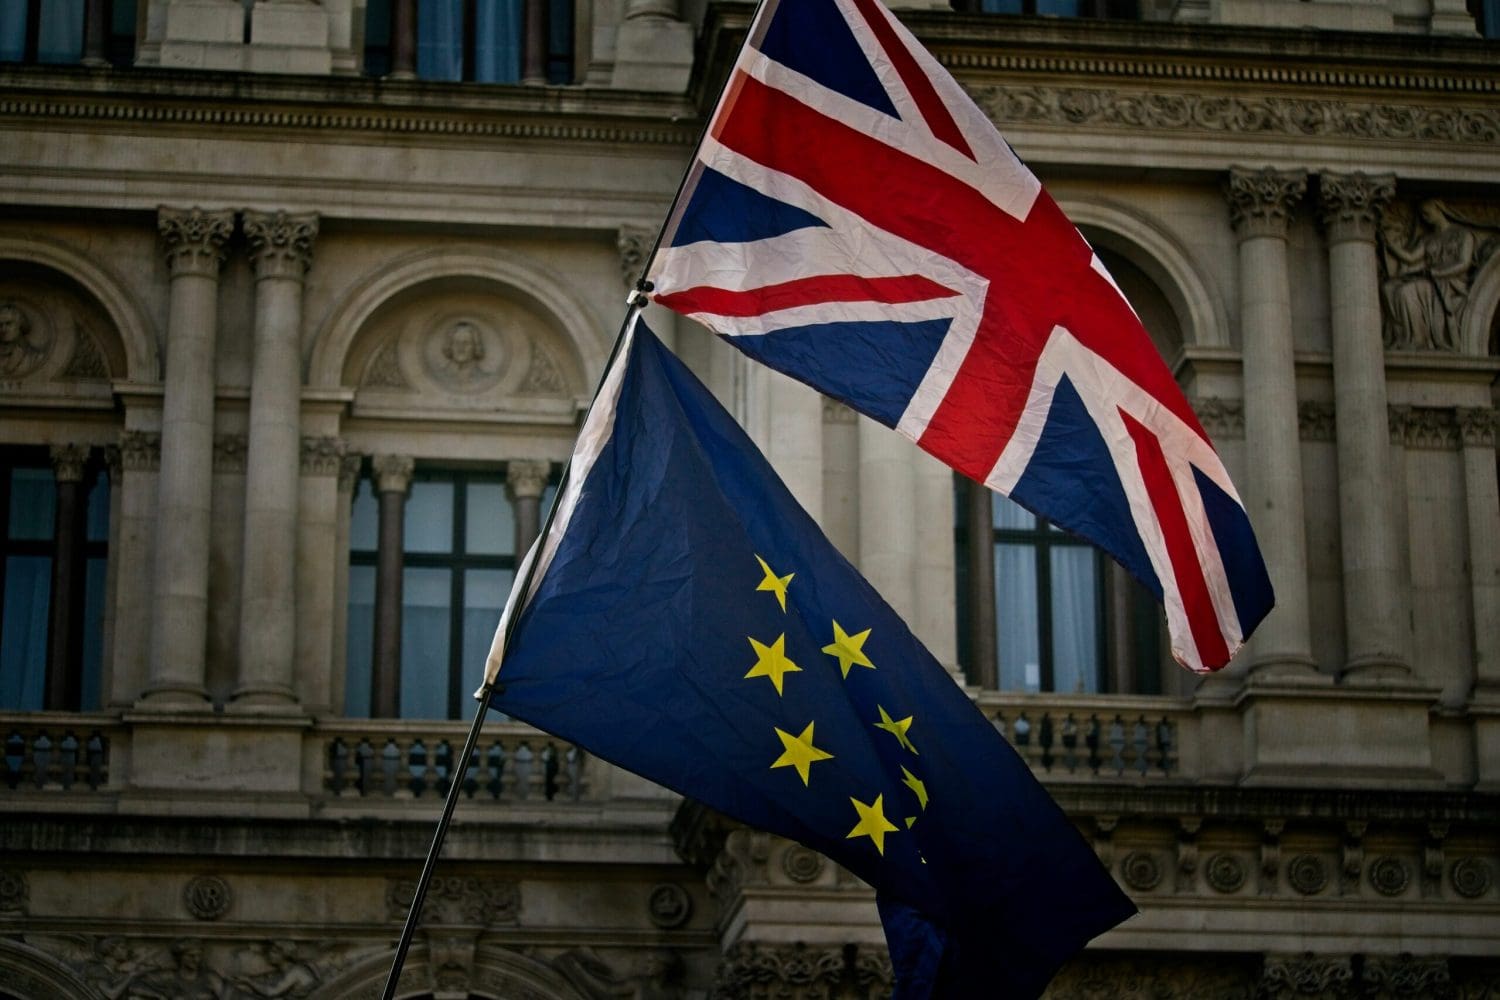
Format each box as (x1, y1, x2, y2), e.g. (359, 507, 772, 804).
(484, 318, 1135, 998)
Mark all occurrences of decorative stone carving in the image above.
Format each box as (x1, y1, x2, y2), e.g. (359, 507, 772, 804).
(384, 876, 520, 927)
(1120, 850, 1162, 891)
(121, 938, 228, 998)
(711, 942, 853, 1000)
(0, 298, 55, 381)
(182, 874, 232, 920)
(425, 931, 479, 995)
(782, 845, 826, 884)
(1392, 406, 1459, 450)
(214, 433, 249, 473)
(648, 883, 692, 929)
(1048, 954, 1258, 999)
(1457, 408, 1499, 448)
(230, 939, 339, 999)
(618, 225, 654, 289)
(969, 85, 1500, 148)
(1226, 168, 1307, 241)
(119, 430, 162, 471)
(157, 207, 233, 277)
(1451, 857, 1492, 898)
(556, 946, 685, 1000)
(1318, 172, 1397, 244)
(337, 453, 364, 493)
(61, 325, 109, 380)
(1259, 953, 1355, 1000)
(1422, 825, 1446, 899)
(1340, 823, 1366, 896)
(1369, 856, 1410, 896)
(521, 344, 567, 394)
(425, 318, 503, 391)
(1362, 954, 1454, 1000)
(50, 442, 90, 483)
(506, 459, 550, 501)
(1260, 821, 1284, 896)
(1174, 817, 1201, 893)
(1378, 200, 1500, 353)
(362, 339, 409, 389)
(300, 436, 345, 476)
(243, 210, 319, 281)
(103, 444, 121, 484)
(1287, 855, 1329, 896)
(0, 869, 28, 913)
(372, 454, 414, 494)
(1205, 852, 1247, 893)
(1190, 397, 1245, 439)
(1298, 400, 1336, 441)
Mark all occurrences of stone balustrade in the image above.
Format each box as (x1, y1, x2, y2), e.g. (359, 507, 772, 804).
(977, 692, 1186, 782)
(0, 714, 114, 791)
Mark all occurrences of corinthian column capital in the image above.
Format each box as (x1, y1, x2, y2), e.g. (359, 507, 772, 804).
(1318, 172, 1396, 245)
(157, 207, 235, 277)
(243, 210, 320, 281)
(1225, 167, 1307, 241)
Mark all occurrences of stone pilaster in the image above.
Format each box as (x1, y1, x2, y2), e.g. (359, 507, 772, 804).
(1458, 408, 1500, 708)
(506, 460, 550, 559)
(371, 454, 414, 718)
(612, 0, 693, 91)
(1317, 173, 1411, 683)
(232, 210, 318, 712)
(1226, 167, 1318, 681)
(142, 207, 232, 709)
(296, 436, 345, 714)
(857, 418, 917, 627)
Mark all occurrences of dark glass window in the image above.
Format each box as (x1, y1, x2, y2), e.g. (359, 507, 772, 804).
(366, 0, 571, 82)
(964, 0, 1138, 17)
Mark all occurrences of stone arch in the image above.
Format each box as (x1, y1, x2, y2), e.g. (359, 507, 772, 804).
(308, 246, 609, 398)
(1058, 197, 1231, 351)
(308, 942, 595, 1000)
(1460, 247, 1500, 356)
(0, 938, 99, 999)
(0, 235, 158, 383)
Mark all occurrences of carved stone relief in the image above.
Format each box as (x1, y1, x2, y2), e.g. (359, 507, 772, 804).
(711, 941, 886, 1000)
(648, 882, 693, 929)
(0, 293, 109, 387)
(182, 874, 232, 921)
(0, 868, 29, 913)
(1379, 199, 1500, 354)
(384, 876, 520, 926)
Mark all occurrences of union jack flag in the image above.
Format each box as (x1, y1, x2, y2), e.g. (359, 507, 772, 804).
(647, 0, 1273, 672)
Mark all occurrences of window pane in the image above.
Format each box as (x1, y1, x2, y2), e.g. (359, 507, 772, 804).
(86, 472, 109, 543)
(465, 482, 514, 555)
(363, 0, 391, 75)
(1, 555, 51, 710)
(82, 556, 107, 709)
(400, 567, 451, 718)
(0, 0, 28, 61)
(995, 544, 1039, 692)
(350, 477, 378, 552)
(9, 468, 55, 540)
(36, 0, 84, 62)
(461, 568, 512, 703)
(473, 0, 521, 83)
(344, 565, 376, 717)
(546, 0, 572, 83)
(1035, 0, 1081, 15)
(1050, 547, 1099, 693)
(980, 0, 1024, 10)
(405, 480, 454, 553)
(991, 492, 1033, 532)
(416, 0, 464, 80)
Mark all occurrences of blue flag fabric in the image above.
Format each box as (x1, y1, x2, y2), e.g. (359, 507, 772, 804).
(485, 319, 1135, 998)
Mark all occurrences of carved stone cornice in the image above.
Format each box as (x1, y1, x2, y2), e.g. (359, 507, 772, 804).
(1458, 407, 1499, 448)
(711, 942, 864, 1000)
(506, 459, 550, 500)
(617, 226, 653, 289)
(1298, 400, 1336, 441)
(1318, 172, 1397, 245)
(1389, 405, 1459, 450)
(49, 442, 90, 483)
(118, 429, 161, 471)
(243, 209, 319, 282)
(1191, 396, 1244, 439)
(385, 877, 519, 927)
(1226, 168, 1307, 241)
(300, 435, 345, 476)
(213, 433, 248, 473)
(1259, 953, 1355, 1000)
(157, 207, 233, 278)
(372, 453, 414, 494)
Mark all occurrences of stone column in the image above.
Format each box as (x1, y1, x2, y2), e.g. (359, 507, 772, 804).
(112, 430, 160, 706)
(766, 373, 824, 525)
(507, 460, 550, 558)
(296, 435, 345, 713)
(45, 444, 90, 710)
(330, 453, 363, 714)
(858, 419, 917, 626)
(371, 454, 414, 718)
(522, 0, 548, 83)
(1458, 408, 1500, 700)
(964, 478, 998, 689)
(232, 210, 318, 712)
(1226, 167, 1318, 680)
(913, 450, 958, 673)
(142, 207, 233, 709)
(389, 0, 415, 77)
(612, 0, 694, 91)
(1318, 173, 1410, 683)
(81, 0, 108, 65)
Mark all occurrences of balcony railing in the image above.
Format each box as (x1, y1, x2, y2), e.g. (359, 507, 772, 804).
(0, 714, 116, 792)
(976, 692, 1191, 781)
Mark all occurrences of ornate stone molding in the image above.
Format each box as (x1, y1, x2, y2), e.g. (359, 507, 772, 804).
(506, 459, 550, 500)
(182, 874, 232, 920)
(102, 444, 121, 484)
(1049, 953, 1258, 999)
(1389, 405, 1459, 450)
(385, 877, 519, 927)
(1458, 407, 1499, 447)
(49, 442, 90, 483)
(1191, 396, 1244, 439)
(1298, 400, 1336, 441)
(647, 882, 692, 929)
(1226, 167, 1307, 241)
(617, 225, 654, 289)
(1361, 954, 1453, 1000)
(61, 328, 109, 380)
(968, 85, 1500, 147)
(1451, 857, 1492, 898)
(213, 433, 248, 473)
(338, 452, 364, 493)
(0, 869, 28, 914)
(118, 429, 161, 471)
(300, 435, 345, 476)
(1206, 852, 1248, 893)
(712, 942, 870, 1000)
(371, 454, 414, 494)
(243, 209, 319, 282)
(1259, 953, 1355, 1000)
(1121, 850, 1163, 891)
(157, 207, 233, 278)
(1369, 856, 1411, 896)
(1318, 172, 1397, 245)
(1287, 855, 1329, 896)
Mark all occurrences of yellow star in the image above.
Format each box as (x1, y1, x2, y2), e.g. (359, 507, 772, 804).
(821, 621, 874, 679)
(875, 705, 919, 755)
(745, 634, 802, 695)
(900, 766, 929, 811)
(755, 555, 794, 612)
(770, 722, 834, 786)
(846, 794, 899, 855)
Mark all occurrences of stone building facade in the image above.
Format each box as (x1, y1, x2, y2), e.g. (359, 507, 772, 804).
(1, 0, 1497, 995)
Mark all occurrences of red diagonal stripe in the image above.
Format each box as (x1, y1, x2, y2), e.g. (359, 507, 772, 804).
(655, 274, 959, 318)
(847, 0, 974, 162)
(1120, 409, 1230, 669)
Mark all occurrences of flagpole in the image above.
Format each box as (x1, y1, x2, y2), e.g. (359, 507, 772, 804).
(377, 7, 771, 992)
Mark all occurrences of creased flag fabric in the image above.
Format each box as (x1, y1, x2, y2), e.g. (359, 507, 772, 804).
(483, 319, 1135, 999)
(646, 0, 1273, 672)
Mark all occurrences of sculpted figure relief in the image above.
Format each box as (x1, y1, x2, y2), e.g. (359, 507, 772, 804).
(0, 301, 51, 379)
(433, 320, 495, 385)
(1379, 199, 1498, 353)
